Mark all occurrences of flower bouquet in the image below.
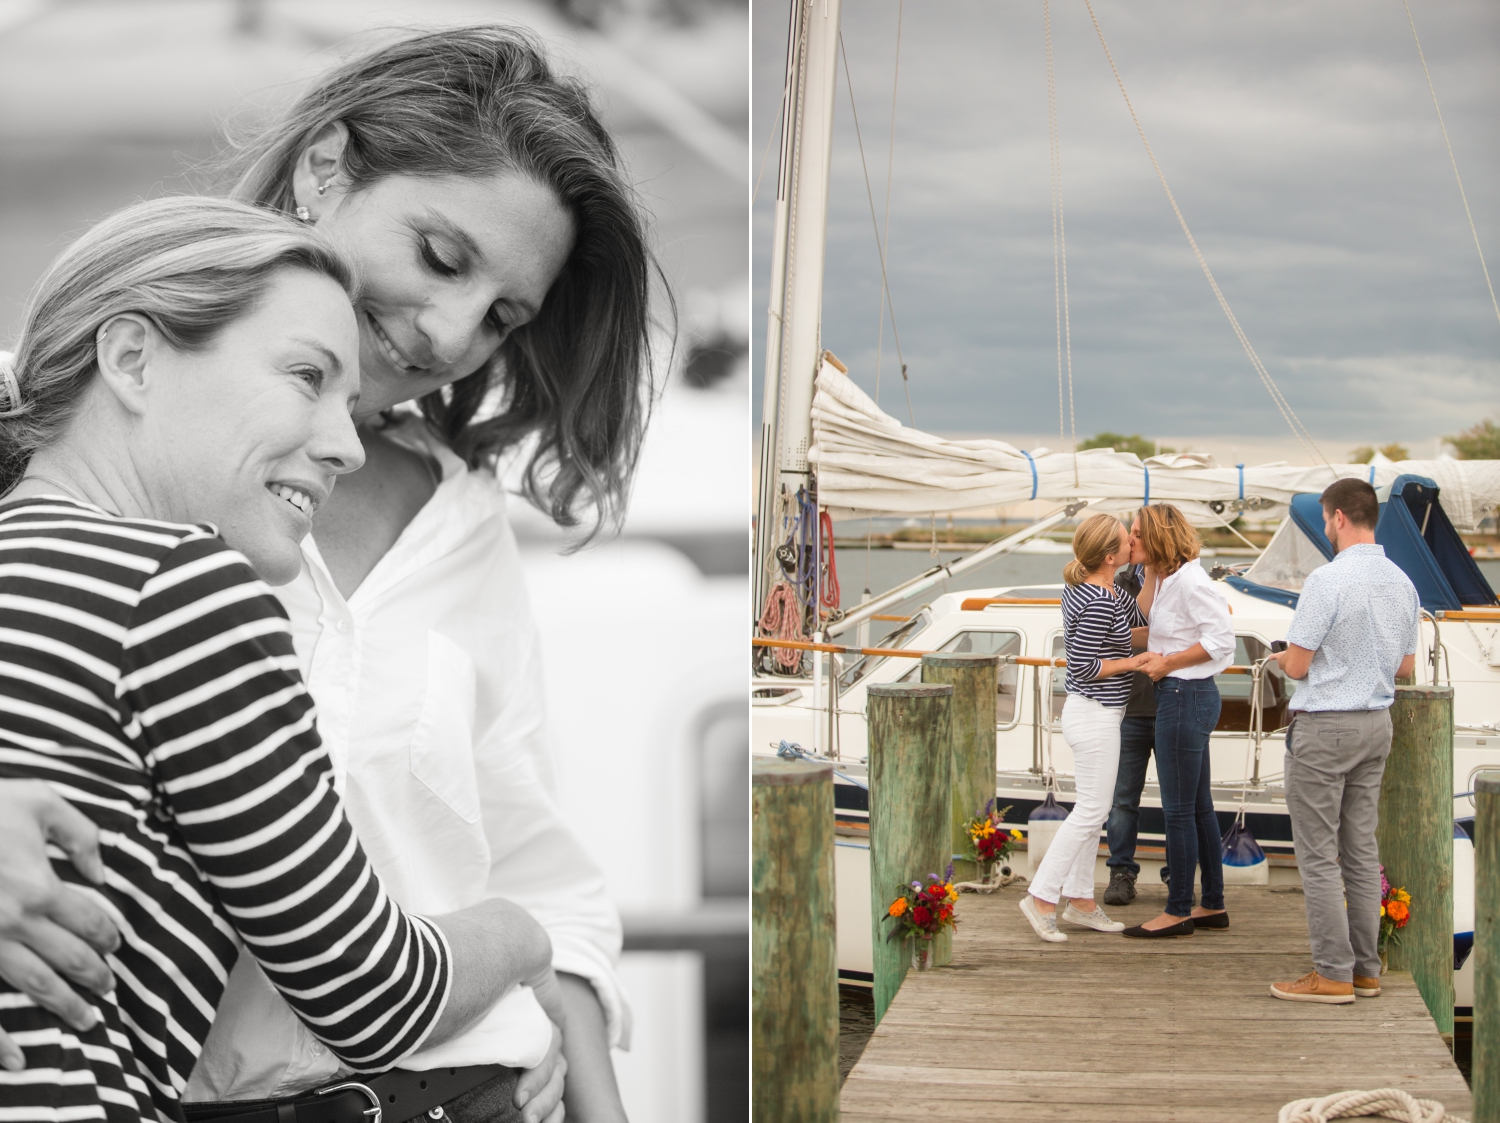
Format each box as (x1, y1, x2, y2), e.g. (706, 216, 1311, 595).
(885, 865, 958, 971)
(965, 799, 1021, 874)
(1377, 865, 1411, 972)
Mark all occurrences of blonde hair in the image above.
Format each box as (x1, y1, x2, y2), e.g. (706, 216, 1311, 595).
(0, 196, 354, 493)
(1133, 504, 1200, 576)
(1064, 514, 1127, 586)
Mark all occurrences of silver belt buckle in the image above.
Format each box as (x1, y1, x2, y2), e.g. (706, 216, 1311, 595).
(315, 1080, 383, 1123)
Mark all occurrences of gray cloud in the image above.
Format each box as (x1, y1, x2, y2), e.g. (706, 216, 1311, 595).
(753, 0, 1500, 450)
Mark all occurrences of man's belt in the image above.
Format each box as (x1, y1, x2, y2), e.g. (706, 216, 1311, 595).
(182, 1064, 507, 1123)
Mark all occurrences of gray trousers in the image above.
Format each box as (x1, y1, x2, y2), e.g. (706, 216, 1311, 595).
(1284, 708, 1393, 982)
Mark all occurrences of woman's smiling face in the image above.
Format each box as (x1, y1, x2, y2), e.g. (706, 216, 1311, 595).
(306, 170, 576, 423)
(133, 266, 365, 583)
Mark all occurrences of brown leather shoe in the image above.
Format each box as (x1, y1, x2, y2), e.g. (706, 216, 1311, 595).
(1270, 970, 1355, 1004)
(1353, 975, 1381, 997)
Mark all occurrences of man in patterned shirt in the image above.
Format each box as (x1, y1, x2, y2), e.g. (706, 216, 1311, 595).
(1267, 478, 1419, 1004)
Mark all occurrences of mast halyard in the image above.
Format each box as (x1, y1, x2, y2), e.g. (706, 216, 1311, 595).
(754, 0, 844, 617)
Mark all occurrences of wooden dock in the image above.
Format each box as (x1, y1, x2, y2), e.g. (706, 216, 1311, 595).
(841, 884, 1472, 1122)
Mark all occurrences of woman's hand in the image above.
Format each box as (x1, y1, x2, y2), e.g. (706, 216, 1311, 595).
(514, 1019, 568, 1123)
(0, 780, 122, 1069)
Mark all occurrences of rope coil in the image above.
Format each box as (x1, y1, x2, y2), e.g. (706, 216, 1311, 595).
(1278, 1088, 1467, 1123)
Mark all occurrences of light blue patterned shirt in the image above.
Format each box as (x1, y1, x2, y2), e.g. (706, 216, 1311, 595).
(1286, 543, 1419, 712)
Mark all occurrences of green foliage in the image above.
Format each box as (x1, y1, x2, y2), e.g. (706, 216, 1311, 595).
(1447, 419, 1500, 460)
(1078, 432, 1173, 459)
(1349, 443, 1410, 464)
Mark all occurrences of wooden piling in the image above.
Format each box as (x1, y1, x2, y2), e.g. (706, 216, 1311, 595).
(867, 682, 952, 1022)
(1474, 774, 1499, 1122)
(922, 652, 999, 967)
(752, 758, 838, 1123)
(1376, 685, 1455, 1035)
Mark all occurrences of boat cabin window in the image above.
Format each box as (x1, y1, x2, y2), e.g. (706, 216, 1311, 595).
(1214, 635, 1293, 733)
(838, 608, 932, 689)
(896, 629, 1024, 724)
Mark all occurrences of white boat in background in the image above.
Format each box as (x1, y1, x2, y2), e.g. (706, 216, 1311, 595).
(751, 0, 1500, 1012)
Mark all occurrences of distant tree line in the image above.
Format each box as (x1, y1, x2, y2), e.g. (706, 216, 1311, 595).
(1075, 421, 1500, 463)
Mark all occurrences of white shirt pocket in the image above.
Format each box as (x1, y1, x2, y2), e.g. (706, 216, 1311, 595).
(409, 631, 484, 824)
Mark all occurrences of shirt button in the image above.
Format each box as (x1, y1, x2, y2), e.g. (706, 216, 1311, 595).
(311, 1042, 325, 1057)
(336, 620, 351, 634)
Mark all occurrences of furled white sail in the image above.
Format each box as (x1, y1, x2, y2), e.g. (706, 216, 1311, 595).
(807, 357, 1500, 530)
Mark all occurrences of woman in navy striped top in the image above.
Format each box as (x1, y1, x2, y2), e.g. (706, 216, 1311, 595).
(0, 198, 559, 1122)
(1020, 514, 1148, 944)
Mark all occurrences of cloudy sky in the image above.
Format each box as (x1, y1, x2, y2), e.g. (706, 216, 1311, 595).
(752, 0, 1500, 461)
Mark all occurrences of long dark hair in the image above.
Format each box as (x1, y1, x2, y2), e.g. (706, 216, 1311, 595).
(226, 25, 658, 539)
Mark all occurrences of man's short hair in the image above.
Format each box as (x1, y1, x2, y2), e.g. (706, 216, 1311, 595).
(1320, 477, 1380, 530)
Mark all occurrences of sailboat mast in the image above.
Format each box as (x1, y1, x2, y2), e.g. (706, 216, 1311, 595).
(755, 0, 844, 613)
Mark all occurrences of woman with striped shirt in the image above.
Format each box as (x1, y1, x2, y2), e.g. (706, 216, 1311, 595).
(1019, 514, 1149, 944)
(0, 197, 560, 1122)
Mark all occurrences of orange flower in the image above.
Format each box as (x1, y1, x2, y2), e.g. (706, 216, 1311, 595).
(888, 897, 908, 918)
(1387, 900, 1408, 925)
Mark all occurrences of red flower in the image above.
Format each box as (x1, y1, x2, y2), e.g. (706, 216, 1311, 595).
(912, 905, 932, 928)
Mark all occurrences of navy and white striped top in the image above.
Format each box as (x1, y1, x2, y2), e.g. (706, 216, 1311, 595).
(1061, 580, 1147, 707)
(0, 498, 451, 1123)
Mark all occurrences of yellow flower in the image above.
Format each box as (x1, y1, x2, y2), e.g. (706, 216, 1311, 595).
(1380, 903, 1387, 917)
(888, 897, 908, 917)
(945, 886, 959, 904)
(1010, 829, 1023, 841)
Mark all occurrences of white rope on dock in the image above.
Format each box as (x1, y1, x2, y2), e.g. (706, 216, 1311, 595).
(1278, 1088, 1468, 1123)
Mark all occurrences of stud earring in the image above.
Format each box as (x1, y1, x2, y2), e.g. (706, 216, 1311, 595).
(295, 206, 311, 222)
(316, 179, 332, 196)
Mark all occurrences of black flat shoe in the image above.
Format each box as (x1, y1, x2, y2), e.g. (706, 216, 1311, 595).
(1122, 917, 1195, 938)
(1192, 911, 1229, 929)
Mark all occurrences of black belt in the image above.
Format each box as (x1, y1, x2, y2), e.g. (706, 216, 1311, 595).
(182, 1064, 506, 1123)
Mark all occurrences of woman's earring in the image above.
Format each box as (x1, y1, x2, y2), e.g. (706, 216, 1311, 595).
(316, 179, 332, 196)
(295, 206, 311, 223)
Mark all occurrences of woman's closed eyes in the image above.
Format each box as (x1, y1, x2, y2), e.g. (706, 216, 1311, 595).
(417, 234, 511, 339)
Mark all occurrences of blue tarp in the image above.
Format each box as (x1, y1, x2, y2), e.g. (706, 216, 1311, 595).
(1229, 475, 1497, 612)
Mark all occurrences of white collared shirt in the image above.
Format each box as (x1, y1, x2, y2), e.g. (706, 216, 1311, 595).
(186, 417, 629, 1100)
(1145, 558, 1236, 679)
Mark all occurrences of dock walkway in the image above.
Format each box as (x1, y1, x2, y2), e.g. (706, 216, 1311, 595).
(841, 884, 1471, 1122)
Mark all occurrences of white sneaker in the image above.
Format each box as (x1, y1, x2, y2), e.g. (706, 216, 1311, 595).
(1062, 902, 1126, 932)
(1019, 896, 1068, 943)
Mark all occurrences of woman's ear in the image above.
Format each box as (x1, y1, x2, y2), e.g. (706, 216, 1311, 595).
(93, 314, 155, 417)
(290, 120, 351, 220)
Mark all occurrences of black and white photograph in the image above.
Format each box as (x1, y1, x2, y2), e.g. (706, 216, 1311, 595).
(0, 2, 746, 1122)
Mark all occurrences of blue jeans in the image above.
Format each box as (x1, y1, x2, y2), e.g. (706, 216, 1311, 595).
(1155, 677, 1225, 917)
(1105, 716, 1157, 876)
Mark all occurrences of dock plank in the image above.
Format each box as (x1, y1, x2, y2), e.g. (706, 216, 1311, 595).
(841, 886, 1471, 1122)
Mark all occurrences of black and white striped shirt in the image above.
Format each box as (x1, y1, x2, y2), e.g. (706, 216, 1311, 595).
(0, 498, 451, 1122)
(1061, 580, 1147, 707)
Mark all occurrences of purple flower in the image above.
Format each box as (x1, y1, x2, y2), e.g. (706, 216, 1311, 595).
(1379, 864, 1391, 897)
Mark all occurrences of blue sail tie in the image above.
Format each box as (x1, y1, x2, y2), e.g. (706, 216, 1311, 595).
(1022, 450, 1038, 500)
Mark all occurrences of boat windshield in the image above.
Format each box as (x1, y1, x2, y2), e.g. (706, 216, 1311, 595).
(839, 608, 932, 689)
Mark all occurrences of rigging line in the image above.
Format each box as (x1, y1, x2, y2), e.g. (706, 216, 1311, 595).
(1045, 0, 1079, 487)
(874, 0, 906, 406)
(1082, 1, 1331, 470)
(751, 66, 790, 206)
(838, 31, 916, 426)
(1401, 0, 1500, 334)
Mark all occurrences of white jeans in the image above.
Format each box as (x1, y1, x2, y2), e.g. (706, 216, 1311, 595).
(1031, 694, 1125, 904)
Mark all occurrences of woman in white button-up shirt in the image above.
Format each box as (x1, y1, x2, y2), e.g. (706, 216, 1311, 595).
(1123, 505, 1237, 940)
(0, 27, 655, 1123)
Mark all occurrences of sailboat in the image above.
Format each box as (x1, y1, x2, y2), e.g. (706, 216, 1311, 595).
(751, 0, 1500, 1015)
